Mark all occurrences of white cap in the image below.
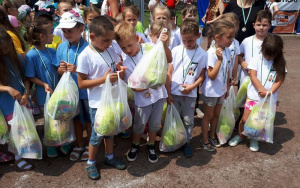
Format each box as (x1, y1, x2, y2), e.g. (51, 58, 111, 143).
(56, 9, 85, 29)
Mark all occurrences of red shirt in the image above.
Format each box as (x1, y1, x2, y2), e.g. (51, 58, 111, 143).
(166, 0, 176, 9)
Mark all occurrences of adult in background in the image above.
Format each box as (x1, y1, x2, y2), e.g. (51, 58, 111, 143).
(101, 0, 122, 18)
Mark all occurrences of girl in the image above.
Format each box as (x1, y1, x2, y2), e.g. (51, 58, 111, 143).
(0, 27, 32, 170)
(82, 5, 100, 44)
(229, 34, 286, 152)
(201, 19, 236, 151)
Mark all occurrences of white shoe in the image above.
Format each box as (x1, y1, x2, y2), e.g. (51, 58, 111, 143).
(228, 135, 243, 147)
(195, 108, 204, 118)
(249, 139, 259, 152)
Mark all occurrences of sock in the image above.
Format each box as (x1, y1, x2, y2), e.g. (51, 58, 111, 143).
(147, 142, 154, 146)
(105, 153, 114, 160)
(87, 159, 96, 165)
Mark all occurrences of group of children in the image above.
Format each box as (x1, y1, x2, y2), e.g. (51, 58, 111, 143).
(0, 0, 286, 181)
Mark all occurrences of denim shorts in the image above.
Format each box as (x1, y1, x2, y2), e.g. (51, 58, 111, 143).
(89, 108, 113, 146)
(201, 94, 225, 106)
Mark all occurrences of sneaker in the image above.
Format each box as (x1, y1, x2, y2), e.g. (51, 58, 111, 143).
(104, 157, 126, 170)
(228, 135, 243, 147)
(147, 145, 158, 163)
(32, 104, 41, 115)
(60, 144, 72, 155)
(86, 162, 100, 180)
(127, 144, 140, 162)
(249, 139, 259, 152)
(183, 142, 193, 158)
(195, 108, 204, 118)
(208, 136, 221, 148)
(47, 147, 58, 158)
(118, 131, 130, 139)
(200, 140, 215, 152)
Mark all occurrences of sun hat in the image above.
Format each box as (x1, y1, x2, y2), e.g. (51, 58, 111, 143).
(56, 9, 85, 29)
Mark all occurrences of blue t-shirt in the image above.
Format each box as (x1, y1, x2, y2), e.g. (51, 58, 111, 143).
(0, 56, 26, 116)
(25, 47, 58, 106)
(54, 38, 89, 99)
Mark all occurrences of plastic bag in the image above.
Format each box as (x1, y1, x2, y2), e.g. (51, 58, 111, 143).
(0, 109, 9, 144)
(159, 104, 187, 152)
(44, 92, 75, 146)
(94, 72, 132, 136)
(234, 76, 251, 108)
(216, 86, 236, 145)
(8, 101, 42, 159)
(128, 29, 168, 89)
(47, 72, 79, 120)
(242, 92, 276, 143)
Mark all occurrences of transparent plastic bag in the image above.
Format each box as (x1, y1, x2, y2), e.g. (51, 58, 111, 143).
(47, 72, 79, 120)
(159, 104, 187, 152)
(94, 72, 132, 136)
(8, 101, 42, 159)
(128, 29, 168, 89)
(44, 92, 75, 146)
(234, 76, 251, 108)
(0, 109, 9, 144)
(242, 92, 276, 143)
(217, 86, 236, 145)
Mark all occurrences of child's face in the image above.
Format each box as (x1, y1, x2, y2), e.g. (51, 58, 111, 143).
(154, 10, 170, 23)
(57, 3, 73, 17)
(216, 28, 235, 48)
(149, 33, 159, 44)
(181, 33, 200, 50)
(85, 12, 100, 27)
(91, 30, 114, 52)
(62, 25, 84, 45)
(8, 6, 19, 17)
(253, 18, 271, 37)
(43, 24, 54, 45)
(118, 35, 139, 56)
(124, 11, 138, 28)
(183, 12, 197, 21)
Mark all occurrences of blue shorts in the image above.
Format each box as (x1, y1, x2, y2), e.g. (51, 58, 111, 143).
(89, 108, 113, 146)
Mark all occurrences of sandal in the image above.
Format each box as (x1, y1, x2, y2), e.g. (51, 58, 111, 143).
(0, 152, 13, 163)
(200, 140, 215, 152)
(70, 147, 84, 161)
(81, 146, 89, 161)
(15, 158, 33, 171)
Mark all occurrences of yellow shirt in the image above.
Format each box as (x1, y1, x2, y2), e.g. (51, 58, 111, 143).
(29, 35, 62, 50)
(7, 30, 24, 54)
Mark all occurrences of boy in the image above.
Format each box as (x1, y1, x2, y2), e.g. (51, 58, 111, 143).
(77, 16, 126, 180)
(167, 19, 207, 157)
(114, 22, 172, 163)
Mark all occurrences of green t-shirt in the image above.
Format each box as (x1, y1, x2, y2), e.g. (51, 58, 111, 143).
(135, 21, 144, 33)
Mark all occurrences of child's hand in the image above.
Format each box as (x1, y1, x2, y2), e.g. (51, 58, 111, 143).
(160, 31, 169, 46)
(7, 87, 22, 100)
(67, 63, 77, 73)
(180, 84, 193, 94)
(216, 48, 223, 61)
(59, 61, 67, 73)
(118, 55, 123, 66)
(109, 73, 118, 83)
(258, 89, 268, 98)
(224, 91, 229, 99)
(230, 77, 237, 86)
(20, 94, 29, 106)
(167, 95, 173, 104)
(241, 61, 248, 71)
(44, 83, 53, 93)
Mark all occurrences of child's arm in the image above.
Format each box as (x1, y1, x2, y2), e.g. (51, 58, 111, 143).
(57, 61, 67, 75)
(231, 55, 239, 85)
(28, 77, 53, 93)
(160, 32, 172, 63)
(249, 69, 267, 97)
(268, 77, 282, 96)
(0, 85, 22, 100)
(225, 69, 230, 98)
(207, 48, 223, 80)
(272, 4, 279, 21)
(166, 64, 174, 104)
(20, 79, 30, 106)
(238, 54, 248, 71)
(181, 68, 206, 95)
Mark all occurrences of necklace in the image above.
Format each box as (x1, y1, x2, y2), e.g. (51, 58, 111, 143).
(181, 45, 198, 84)
(91, 44, 116, 72)
(240, 0, 254, 32)
(67, 40, 81, 65)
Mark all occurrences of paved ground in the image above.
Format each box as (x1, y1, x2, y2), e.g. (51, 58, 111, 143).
(0, 36, 299, 188)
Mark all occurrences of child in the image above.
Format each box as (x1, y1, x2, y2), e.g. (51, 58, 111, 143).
(166, 19, 207, 157)
(2, 0, 19, 18)
(122, 5, 148, 43)
(114, 21, 172, 163)
(82, 5, 100, 44)
(77, 16, 126, 180)
(0, 27, 32, 170)
(55, 9, 91, 161)
(229, 34, 286, 151)
(200, 19, 236, 151)
(169, 8, 180, 49)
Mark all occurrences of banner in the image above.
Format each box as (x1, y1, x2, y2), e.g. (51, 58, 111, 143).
(273, 11, 299, 33)
(278, 1, 300, 11)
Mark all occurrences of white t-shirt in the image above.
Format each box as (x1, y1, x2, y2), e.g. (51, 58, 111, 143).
(77, 46, 120, 108)
(111, 40, 123, 57)
(229, 39, 241, 78)
(169, 26, 181, 49)
(148, 0, 164, 8)
(175, 27, 204, 46)
(171, 44, 207, 97)
(268, 2, 278, 26)
(247, 53, 278, 102)
(201, 47, 231, 97)
(239, 35, 263, 81)
(53, 28, 67, 43)
(123, 43, 167, 107)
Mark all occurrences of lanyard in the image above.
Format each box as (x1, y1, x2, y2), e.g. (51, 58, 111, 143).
(129, 44, 143, 66)
(34, 47, 55, 88)
(231, 41, 236, 65)
(181, 45, 198, 83)
(240, 0, 253, 27)
(67, 40, 81, 65)
(215, 45, 230, 84)
(91, 44, 116, 72)
(261, 55, 276, 87)
(8, 68, 28, 93)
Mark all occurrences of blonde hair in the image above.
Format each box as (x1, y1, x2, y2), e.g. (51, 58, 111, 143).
(181, 4, 197, 17)
(180, 19, 199, 36)
(150, 20, 171, 37)
(122, 5, 140, 19)
(207, 19, 235, 40)
(152, 6, 171, 22)
(220, 12, 240, 26)
(114, 22, 136, 43)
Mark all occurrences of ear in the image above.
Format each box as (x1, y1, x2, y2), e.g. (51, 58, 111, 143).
(56, 10, 61, 17)
(215, 34, 220, 41)
(135, 34, 139, 42)
(90, 32, 95, 41)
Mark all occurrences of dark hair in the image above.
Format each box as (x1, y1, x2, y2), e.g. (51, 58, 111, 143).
(24, 17, 52, 46)
(0, 26, 23, 86)
(122, 5, 140, 18)
(83, 5, 100, 19)
(89, 16, 114, 37)
(0, 6, 25, 51)
(254, 10, 272, 25)
(104, 14, 117, 24)
(261, 34, 286, 82)
(180, 19, 199, 36)
(181, 4, 197, 17)
(207, 19, 235, 39)
(169, 8, 176, 18)
(1, 0, 18, 12)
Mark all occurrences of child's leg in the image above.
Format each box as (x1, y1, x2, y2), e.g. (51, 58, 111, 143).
(132, 105, 152, 144)
(201, 103, 215, 144)
(238, 108, 252, 137)
(74, 119, 84, 147)
(209, 103, 223, 138)
(147, 99, 165, 143)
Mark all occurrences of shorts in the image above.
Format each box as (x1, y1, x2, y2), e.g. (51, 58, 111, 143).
(89, 108, 113, 146)
(244, 98, 259, 111)
(201, 94, 225, 106)
(74, 99, 91, 123)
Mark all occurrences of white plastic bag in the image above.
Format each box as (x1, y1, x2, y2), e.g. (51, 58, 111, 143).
(234, 76, 251, 108)
(8, 101, 42, 159)
(47, 72, 79, 120)
(128, 29, 168, 89)
(44, 92, 75, 146)
(94, 72, 132, 136)
(0, 109, 9, 144)
(216, 86, 236, 145)
(242, 92, 276, 143)
(159, 104, 187, 152)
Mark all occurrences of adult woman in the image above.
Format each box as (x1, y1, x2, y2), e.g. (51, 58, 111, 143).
(101, 0, 121, 18)
(223, 0, 265, 43)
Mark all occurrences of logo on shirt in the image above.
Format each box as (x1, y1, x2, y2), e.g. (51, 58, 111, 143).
(188, 67, 195, 76)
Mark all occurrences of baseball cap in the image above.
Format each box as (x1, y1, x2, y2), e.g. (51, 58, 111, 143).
(56, 9, 85, 29)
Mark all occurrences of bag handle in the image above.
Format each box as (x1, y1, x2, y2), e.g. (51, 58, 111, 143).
(158, 28, 168, 42)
